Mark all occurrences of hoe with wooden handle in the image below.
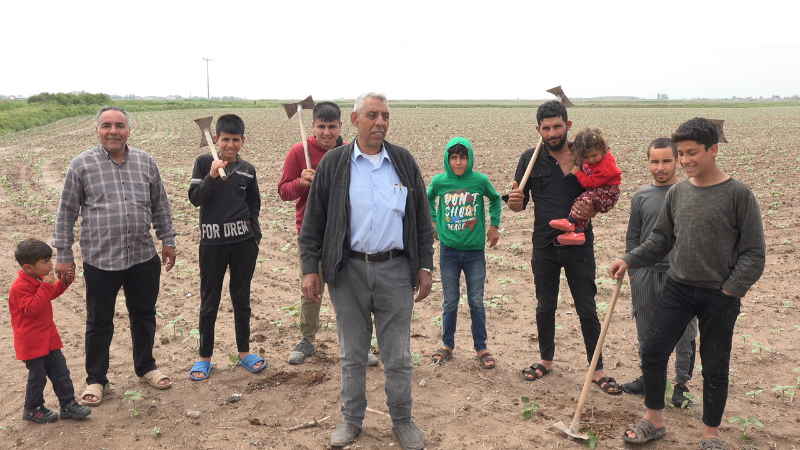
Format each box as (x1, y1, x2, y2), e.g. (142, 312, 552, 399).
(282, 95, 316, 169)
(194, 116, 227, 181)
(554, 274, 624, 441)
(516, 86, 575, 192)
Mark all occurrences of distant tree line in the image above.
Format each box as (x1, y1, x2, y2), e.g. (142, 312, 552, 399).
(28, 91, 110, 106)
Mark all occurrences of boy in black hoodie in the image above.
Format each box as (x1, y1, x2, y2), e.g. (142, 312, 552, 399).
(188, 114, 263, 380)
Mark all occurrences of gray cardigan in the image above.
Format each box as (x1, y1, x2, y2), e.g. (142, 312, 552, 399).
(299, 140, 434, 288)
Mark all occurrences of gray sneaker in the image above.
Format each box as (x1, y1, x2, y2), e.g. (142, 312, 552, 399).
(288, 338, 316, 365)
(392, 420, 424, 450)
(331, 420, 362, 447)
(367, 351, 380, 367)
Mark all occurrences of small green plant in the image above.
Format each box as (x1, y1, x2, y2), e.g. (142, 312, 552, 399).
(270, 319, 285, 332)
(794, 367, 800, 385)
(772, 385, 795, 403)
(172, 260, 184, 278)
(151, 426, 161, 437)
(430, 315, 443, 331)
(664, 381, 674, 406)
(795, 325, 800, 331)
(279, 302, 301, 326)
(728, 416, 763, 440)
(740, 334, 752, 346)
(497, 277, 515, 290)
(520, 396, 541, 420)
(183, 328, 200, 349)
(165, 314, 184, 338)
(746, 389, 764, 403)
(596, 301, 609, 321)
(370, 335, 379, 352)
(680, 392, 700, 416)
(771, 327, 785, 339)
(227, 354, 242, 371)
(411, 352, 422, 366)
(256, 258, 268, 273)
(751, 342, 770, 359)
(121, 390, 143, 417)
(586, 429, 600, 449)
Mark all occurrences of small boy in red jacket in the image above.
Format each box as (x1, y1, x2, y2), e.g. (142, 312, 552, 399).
(9, 239, 90, 423)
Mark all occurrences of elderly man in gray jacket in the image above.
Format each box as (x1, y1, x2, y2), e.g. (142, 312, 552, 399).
(299, 92, 434, 450)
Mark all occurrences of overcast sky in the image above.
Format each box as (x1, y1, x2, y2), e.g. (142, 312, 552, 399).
(2, 0, 798, 100)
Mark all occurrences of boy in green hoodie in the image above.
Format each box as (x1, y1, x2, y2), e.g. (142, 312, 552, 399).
(428, 137, 502, 369)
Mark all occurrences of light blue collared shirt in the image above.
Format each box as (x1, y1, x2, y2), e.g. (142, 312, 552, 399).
(349, 140, 405, 253)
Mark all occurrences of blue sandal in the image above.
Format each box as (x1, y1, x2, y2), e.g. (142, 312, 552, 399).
(240, 354, 267, 373)
(189, 361, 213, 381)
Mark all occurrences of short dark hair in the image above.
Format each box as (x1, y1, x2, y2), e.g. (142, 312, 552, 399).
(536, 100, 568, 125)
(313, 102, 341, 123)
(647, 138, 678, 158)
(447, 143, 470, 158)
(15, 238, 53, 267)
(216, 114, 245, 137)
(672, 117, 718, 150)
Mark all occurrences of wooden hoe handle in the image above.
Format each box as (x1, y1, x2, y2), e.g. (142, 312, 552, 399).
(202, 129, 227, 180)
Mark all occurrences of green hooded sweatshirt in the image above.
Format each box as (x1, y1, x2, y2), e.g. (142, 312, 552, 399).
(427, 137, 502, 251)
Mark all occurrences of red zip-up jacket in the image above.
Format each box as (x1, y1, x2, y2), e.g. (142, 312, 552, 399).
(574, 151, 622, 189)
(278, 135, 345, 233)
(9, 270, 67, 361)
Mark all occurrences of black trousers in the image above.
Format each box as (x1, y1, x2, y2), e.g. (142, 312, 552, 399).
(83, 255, 161, 386)
(531, 242, 603, 368)
(642, 277, 739, 427)
(24, 349, 75, 410)
(198, 238, 258, 358)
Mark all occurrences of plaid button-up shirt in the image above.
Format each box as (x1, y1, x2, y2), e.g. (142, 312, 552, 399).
(53, 145, 178, 271)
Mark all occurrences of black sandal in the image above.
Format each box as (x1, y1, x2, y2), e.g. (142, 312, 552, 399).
(521, 363, 550, 381)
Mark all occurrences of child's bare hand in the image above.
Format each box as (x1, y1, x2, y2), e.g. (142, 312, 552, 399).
(431, 222, 438, 241)
(570, 165, 580, 175)
(42, 272, 56, 285)
(209, 160, 227, 178)
(486, 225, 499, 248)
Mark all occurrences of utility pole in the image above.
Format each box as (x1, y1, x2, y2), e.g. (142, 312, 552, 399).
(203, 58, 212, 100)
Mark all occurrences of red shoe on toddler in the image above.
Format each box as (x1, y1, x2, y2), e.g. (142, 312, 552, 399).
(557, 231, 585, 245)
(549, 218, 575, 232)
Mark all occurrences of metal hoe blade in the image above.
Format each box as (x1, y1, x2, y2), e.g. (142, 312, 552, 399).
(194, 117, 213, 147)
(709, 119, 728, 143)
(553, 421, 589, 441)
(282, 95, 315, 118)
(546, 85, 574, 108)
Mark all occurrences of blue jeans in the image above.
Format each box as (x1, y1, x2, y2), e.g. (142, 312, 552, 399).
(328, 254, 415, 426)
(439, 244, 487, 351)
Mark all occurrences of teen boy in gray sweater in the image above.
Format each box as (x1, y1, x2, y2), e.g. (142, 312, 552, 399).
(609, 118, 765, 450)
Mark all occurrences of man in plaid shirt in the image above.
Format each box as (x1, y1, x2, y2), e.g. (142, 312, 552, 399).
(53, 106, 178, 406)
